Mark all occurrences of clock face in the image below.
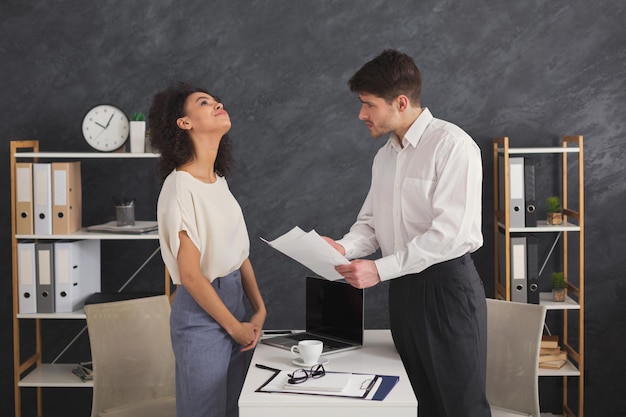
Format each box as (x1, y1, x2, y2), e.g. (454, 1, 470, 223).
(82, 104, 130, 151)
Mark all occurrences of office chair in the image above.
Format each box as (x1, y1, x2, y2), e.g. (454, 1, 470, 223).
(486, 298, 547, 417)
(85, 295, 176, 417)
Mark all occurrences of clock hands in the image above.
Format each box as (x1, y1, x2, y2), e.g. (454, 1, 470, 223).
(93, 112, 115, 131)
(104, 112, 115, 128)
(92, 113, 116, 140)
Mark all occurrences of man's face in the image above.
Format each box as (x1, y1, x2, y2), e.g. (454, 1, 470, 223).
(357, 93, 399, 138)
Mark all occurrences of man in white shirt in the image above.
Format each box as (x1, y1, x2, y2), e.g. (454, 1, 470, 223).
(323, 50, 490, 417)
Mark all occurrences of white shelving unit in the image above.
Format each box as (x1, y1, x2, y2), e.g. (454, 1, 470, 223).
(493, 136, 584, 416)
(10, 140, 168, 417)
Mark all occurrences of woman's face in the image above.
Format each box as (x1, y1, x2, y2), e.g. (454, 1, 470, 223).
(180, 92, 231, 136)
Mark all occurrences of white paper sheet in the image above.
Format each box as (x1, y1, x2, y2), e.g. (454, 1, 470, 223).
(282, 372, 352, 392)
(260, 370, 377, 398)
(261, 226, 350, 280)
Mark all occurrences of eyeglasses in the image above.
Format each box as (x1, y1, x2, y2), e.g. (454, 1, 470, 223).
(287, 364, 326, 384)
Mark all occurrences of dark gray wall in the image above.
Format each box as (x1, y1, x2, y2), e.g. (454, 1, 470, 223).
(1, 1, 625, 416)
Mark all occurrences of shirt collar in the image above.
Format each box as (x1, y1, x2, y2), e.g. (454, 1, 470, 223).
(390, 107, 433, 150)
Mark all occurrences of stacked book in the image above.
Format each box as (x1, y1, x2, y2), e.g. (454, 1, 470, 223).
(539, 335, 567, 369)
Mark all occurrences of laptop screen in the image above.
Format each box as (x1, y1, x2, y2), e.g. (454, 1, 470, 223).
(305, 276, 364, 344)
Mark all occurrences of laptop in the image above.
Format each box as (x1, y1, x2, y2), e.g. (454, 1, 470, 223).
(262, 276, 364, 354)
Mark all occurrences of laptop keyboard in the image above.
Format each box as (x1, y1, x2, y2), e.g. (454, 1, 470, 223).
(287, 333, 352, 351)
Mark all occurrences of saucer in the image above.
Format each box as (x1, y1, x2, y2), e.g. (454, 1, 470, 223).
(292, 356, 329, 367)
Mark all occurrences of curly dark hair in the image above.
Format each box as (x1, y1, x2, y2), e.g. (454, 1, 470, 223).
(148, 82, 234, 181)
(348, 49, 422, 105)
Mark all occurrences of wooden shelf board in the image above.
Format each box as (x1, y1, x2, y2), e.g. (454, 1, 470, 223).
(19, 364, 93, 388)
(538, 359, 580, 377)
(539, 293, 580, 310)
(17, 228, 159, 240)
(17, 309, 86, 319)
(499, 220, 580, 233)
(14, 152, 159, 159)
(498, 147, 580, 154)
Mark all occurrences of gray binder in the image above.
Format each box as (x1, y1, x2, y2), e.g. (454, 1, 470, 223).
(524, 157, 537, 227)
(36, 242, 55, 313)
(526, 234, 539, 304)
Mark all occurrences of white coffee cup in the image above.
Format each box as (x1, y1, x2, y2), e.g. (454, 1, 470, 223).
(291, 340, 323, 365)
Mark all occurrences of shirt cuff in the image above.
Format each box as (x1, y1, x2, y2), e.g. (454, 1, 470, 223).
(374, 255, 402, 281)
(335, 238, 356, 260)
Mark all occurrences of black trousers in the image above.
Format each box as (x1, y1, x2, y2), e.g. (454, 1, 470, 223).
(389, 253, 491, 417)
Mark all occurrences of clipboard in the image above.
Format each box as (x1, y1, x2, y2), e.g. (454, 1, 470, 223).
(254, 364, 399, 401)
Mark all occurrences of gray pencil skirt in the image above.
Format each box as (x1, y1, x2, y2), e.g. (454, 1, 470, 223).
(170, 270, 247, 417)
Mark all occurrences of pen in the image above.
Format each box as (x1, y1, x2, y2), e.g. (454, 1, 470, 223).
(255, 363, 281, 373)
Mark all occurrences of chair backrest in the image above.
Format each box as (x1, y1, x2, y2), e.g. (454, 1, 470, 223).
(85, 295, 175, 417)
(486, 298, 546, 417)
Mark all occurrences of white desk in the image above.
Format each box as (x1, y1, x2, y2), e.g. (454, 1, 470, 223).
(239, 329, 417, 417)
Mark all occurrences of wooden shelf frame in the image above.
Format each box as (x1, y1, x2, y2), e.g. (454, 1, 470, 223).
(492, 136, 584, 417)
(10, 140, 170, 417)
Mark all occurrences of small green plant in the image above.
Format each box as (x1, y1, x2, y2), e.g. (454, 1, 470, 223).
(546, 196, 561, 213)
(551, 271, 566, 289)
(131, 112, 145, 122)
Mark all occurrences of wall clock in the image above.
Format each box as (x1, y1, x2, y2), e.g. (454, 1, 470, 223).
(82, 104, 130, 151)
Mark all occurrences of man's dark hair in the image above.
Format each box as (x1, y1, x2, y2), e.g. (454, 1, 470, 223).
(348, 49, 422, 104)
(148, 82, 234, 181)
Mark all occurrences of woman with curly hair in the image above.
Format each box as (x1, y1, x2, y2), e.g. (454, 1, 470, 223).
(149, 82, 266, 417)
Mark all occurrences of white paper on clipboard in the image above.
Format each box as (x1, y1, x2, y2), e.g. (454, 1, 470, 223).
(259, 370, 377, 398)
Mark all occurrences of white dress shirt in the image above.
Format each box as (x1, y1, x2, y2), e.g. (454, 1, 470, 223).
(336, 108, 483, 281)
(157, 170, 250, 284)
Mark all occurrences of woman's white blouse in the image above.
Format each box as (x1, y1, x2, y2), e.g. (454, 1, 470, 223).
(157, 170, 250, 284)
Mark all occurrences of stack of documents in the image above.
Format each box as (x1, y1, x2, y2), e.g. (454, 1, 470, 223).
(87, 220, 158, 234)
(283, 372, 352, 392)
(262, 227, 350, 280)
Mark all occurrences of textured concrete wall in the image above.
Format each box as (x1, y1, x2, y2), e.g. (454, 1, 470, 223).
(1, 1, 625, 415)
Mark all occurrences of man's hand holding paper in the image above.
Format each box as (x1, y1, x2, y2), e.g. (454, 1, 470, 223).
(321, 236, 382, 289)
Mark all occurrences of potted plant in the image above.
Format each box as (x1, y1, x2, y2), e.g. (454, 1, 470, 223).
(546, 196, 563, 225)
(551, 271, 566, 302)
(129, 112, 146, 153)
